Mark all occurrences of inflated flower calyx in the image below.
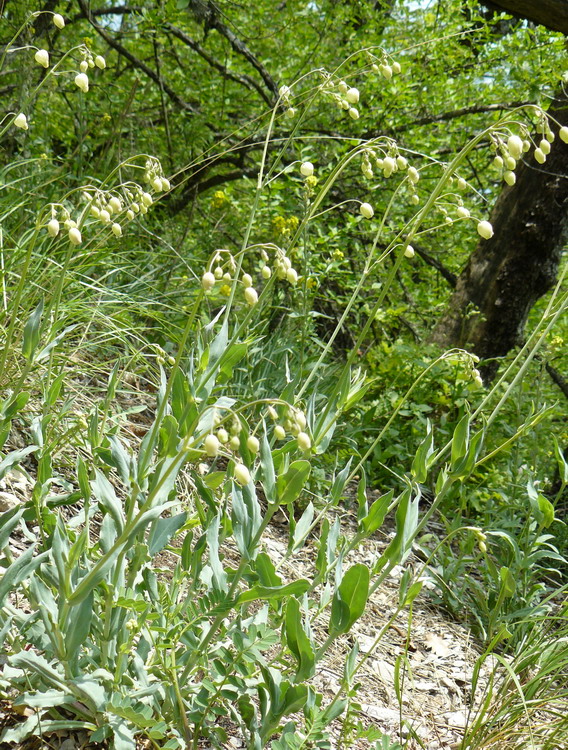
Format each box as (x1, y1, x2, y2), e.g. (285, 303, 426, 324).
(244, 287, 258, 306)
(47, 219, 60, 237)
(214, 266, 223, 279)
(338, 81, 348, 95)
(404, 245, 415, 258)
(392, 61, 401, 74)
(274, 425, 286, 440)
(408, 166, 419, 183)
(74, 73, 89, 92)
(534, 147, 546, 164)
(53, 13, 65, 29)
(493, 155, 503, 168)
(348, 107, 359, 120)
(99, 209, 111, 224)
(507, 134, 523, 161)
(95, 55, 106, 70)
(229, 435, 240, 451)
(204, 434, 220, 457)
(34, 49, 49, 68)
(560, 126, 568, 143)
(111, 223, 122, 237)
(380, 64, 392, 80)
(109, 196, 122, 213)
(504, 156, 516, 171)
(360, 202, 374, 219)
(202, 271, 215, 291)
(300, 161, 314, 177)
(80, 60, 89, 73)
(68, 227, 82, 245)
(477, 220, 494, 240)
(383, 156, 395, 176)
(457, 177, 467, 191)
(126, 209, 134, 221)
(456, 206, 470, 219)
(261, 265, 271, 279)
(346, 87, 360, 104)
(539, 139, 551, 155)
(161, 177, 171, 191)
(246, 435, 260, 453)
(286, 268, 298, 284)
(297, 432, 311, 451)
(141, 192, 153, 207)
(234, 463, 251, 486)
(242, 273, 253, 287)
(279, 85, 291, 98)
(396, 155, 407, 170)
(504, 171, 516, 186)
(152, 176, 163, 192)
(14, 113, 28, 130)
(217, 428, 229, 444)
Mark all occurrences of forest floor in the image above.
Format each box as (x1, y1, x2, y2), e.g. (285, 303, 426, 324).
(0, 378, 504, 750)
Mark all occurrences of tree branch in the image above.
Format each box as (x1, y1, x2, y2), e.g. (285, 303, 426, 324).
(413, 244, 457, 287)
(75, 0, 198, 114)
(164, 23, 273, 106)
(545, 362, 568, 400)
(186, 0, 278, 101)
(479, 0, 568, 36)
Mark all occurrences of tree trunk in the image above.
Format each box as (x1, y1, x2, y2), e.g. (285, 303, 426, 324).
(431, 90, 568, 379)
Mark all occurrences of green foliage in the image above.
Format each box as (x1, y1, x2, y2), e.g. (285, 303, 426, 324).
(0, 2, 567, 748)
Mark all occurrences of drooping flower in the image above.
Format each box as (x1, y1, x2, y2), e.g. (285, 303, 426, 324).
(14, 113, 28, 130)
(74, 73, 89, 92)
(34, 49, 49, 68)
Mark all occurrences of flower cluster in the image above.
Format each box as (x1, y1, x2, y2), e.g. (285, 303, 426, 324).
(278, 84, 296, 119)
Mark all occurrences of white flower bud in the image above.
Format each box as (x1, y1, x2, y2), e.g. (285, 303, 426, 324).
(74, 73, 89, 93)
(539, 139, 551, 155)
(295, 411, 307, 429)
(131, 202, 139, 213)
(234, 463, 251, 486)
(246, 435, 260, 453)
(141, 192, 153, 207)
(337, 81, 348, 94)
(214, 266, 223, 279)
(297, 432, 311, 451)
(348, 107, 359, 120)
(95, 55, 106, 70)
(559, 126, 568, 143)
(217, 428, 229, 444)
(204, 434, 220, 457)
(126, 209, 134, 221)
(507, 134, 523, 160)
(152, 176, 163, 192)
(404, 245, 415, 258)
(493, 155, 503, 168)
(47, 219, 60, 237)
(346, 87, 360, 104)
(14, 113, 28, 130)
(242, 273, 253, 287)
(34, 49, 49, 68)
(380, 64, 392, 80)
(504, 156, 516, 171)
(274, 425, 286, 440)
(261, 265, 271, 279)
(244, 287, 258, 306)
(392, 61, 401, 74)
(53, 13, 65, 29)
(161, 177, 171, 191)
(99, 209, 111, 224)
(360, 202, 374, 219)
(456, 206, 470, 219)
(279, 85, 291, 98)
(477, 220, 494, 240)
(396, 155, 407, 170)
(408, 166, 419, 183)
(229, 435, 240, 451)
(457, 177, 467, 191)
(383, 156, 395, 176)
(534, 147, 546, 164)
(503, 170, 516, 186)
(111, 222, 122, 237)
(108, 196, 122, 213)
(300, 161, 314, 177)
(285, 107, 296, 119)
(90, 205, 100, 218)
(410, 194, 420, 205)
(80, 60, 89, 73)
(286, 268, 298, 284)
(268, 405, 278, 420)
(68, 227, 82, 245)
(202, 272, 215, 291)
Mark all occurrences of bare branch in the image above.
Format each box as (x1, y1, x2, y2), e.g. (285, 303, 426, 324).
(545, 362, 568, 400)
(75, 0, 198, 115)
(186, 0, 278, 101)
(479, 0, 568, 36)
(164, 23, 273, 106)
(413, 244, 457, 287)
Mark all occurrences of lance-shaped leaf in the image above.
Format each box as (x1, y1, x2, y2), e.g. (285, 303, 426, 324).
(277, 460, 311, 506)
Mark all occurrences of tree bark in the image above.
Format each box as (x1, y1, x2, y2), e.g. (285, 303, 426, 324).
(479, 1, 568, 36)
(431, 90, 568, 379)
